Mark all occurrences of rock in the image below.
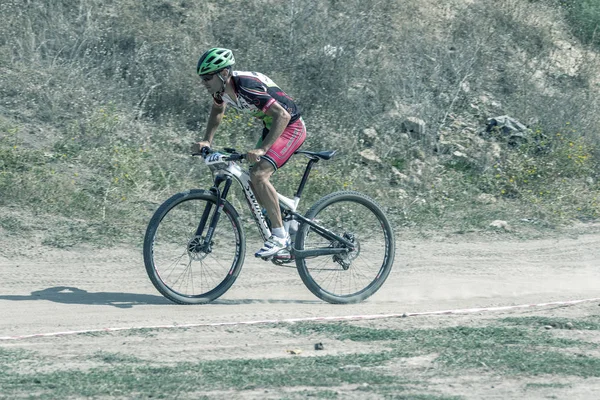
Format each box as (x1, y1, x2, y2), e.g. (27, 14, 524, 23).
(359, 149, 382, 163)
(477, 194, 497, 204)
(490, 220, 509, 230)
(487, 142, 502, 159)
(391, 167, 406, 178)
(565, 322, 574, 329)
(323, 44, 343, 58)
(481, 115, 533, 147)
(461, 80, 470, 93)
(390, 169, 409, 186)
(487, 115, 529, 132)
(362, 127, 377, 139)
(393, 188, 409, 199)
(401, 117, 426, 136)
(361, 128, 378, 147)
(365, 169, 378, 181)
(478, 94, 502, 109)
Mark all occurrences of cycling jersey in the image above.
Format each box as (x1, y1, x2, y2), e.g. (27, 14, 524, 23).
(213, 71, 301, 136)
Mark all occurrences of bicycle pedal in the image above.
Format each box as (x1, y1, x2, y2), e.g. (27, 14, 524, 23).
(274, 250, 291, 259)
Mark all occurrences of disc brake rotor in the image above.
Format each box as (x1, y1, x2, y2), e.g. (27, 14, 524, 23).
(333, 233, 360, 269)
(187, 236, 210, 261)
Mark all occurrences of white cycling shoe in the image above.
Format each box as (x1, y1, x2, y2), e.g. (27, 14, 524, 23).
(255, 234, 290, 258)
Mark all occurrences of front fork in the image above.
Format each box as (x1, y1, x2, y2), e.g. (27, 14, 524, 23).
(193, 175, 232, 253)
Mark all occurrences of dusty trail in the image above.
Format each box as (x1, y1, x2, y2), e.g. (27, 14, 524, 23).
(1, 230, 599, 339)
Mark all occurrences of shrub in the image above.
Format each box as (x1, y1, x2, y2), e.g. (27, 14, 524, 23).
(476, 127, 599, 221)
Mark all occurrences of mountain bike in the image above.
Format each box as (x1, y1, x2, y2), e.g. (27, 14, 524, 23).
(143, 147, 395, 304)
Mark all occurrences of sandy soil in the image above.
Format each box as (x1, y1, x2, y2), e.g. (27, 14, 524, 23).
(1, 225, 599, 398)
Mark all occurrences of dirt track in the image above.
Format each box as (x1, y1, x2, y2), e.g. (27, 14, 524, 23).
(1, 227, 599, 340)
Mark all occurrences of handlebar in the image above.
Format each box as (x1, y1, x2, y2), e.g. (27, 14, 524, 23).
(224, 153, 245, 161)
(192, 147, 246, 162)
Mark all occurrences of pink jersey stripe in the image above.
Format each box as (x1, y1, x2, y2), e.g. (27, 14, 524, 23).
(261, 98, 276, 113)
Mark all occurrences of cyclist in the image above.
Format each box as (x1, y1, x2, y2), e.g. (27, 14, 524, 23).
(191, 47, 306, 258)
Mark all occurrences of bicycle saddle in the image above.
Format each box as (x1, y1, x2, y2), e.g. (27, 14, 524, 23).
(295, 150, 337, 160)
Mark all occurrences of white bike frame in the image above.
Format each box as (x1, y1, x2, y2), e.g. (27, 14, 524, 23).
(205, 152, 300, 242)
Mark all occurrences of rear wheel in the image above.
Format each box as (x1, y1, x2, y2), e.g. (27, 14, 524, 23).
(295, 191, 395, 304)
(143, 190, 245, 304)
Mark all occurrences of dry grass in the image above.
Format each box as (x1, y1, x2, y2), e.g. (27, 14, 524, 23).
(0, 0, 599, 245)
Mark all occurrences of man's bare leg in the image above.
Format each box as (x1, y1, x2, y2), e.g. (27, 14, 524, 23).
(250, 160, 291, 256)
(250, 160, 283, 229)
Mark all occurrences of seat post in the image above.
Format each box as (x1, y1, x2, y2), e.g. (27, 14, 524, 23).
(294, 158, 318, 199)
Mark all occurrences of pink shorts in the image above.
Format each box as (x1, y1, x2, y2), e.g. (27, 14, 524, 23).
(260, 118, 307, 170)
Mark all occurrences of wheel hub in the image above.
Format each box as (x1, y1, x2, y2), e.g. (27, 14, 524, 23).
(187, 236, 210, 261)
(333, 233, 360, 270)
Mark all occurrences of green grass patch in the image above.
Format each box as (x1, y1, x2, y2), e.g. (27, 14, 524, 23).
(286, 322, 600, 376)
(0, 215, 30, 235)
(0, 347, 32, 366)
(287, 323, 577, 346)
(0, 352, 398, 399)
(3, 320, 600, 398)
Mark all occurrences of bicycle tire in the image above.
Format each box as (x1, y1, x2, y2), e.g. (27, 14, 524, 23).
(143, 189, 245, 304)
(294, 191, 395, 304)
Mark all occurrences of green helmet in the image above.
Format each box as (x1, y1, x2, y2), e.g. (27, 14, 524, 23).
(196, 47, 235, 75)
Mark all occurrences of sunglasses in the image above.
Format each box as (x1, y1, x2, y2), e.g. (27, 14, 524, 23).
(200, 73, 216, 82)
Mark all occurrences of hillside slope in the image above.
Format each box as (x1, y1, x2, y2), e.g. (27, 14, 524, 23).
(0, 0, 599, 248)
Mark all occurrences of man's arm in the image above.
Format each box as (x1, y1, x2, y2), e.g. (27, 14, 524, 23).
(192, 102, 226, 153)
(203, 102, 226, 144)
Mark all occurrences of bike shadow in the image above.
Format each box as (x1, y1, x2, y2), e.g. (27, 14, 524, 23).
(0, 287, 321, 307)
(213, 299, 321, 305)
(0, 286, 171, 309)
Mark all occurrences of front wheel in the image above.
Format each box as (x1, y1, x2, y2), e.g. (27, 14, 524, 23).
(295, 191, 395, 304)
(143, 189, 246, 304)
